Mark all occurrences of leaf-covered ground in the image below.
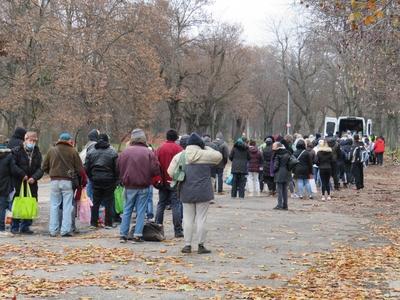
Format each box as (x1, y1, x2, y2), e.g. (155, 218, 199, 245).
(3, 164, 400, 299)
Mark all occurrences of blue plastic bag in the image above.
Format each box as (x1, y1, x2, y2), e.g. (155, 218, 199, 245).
(225, 174, 233, 186)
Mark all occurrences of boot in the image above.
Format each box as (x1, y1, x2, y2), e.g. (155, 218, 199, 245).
(198, 244, 211, 254)
(181, 245, 192, 254)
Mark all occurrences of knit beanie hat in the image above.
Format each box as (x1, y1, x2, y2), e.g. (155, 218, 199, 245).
(131, 129, 147, 144)
(187, 132, 205, 149)
(88, 129, 99, 142)
(59, 132, 72, 141)
(166, 129, 179, 142)
(179, 134, 190, 149)
(98, 133, 109, 143)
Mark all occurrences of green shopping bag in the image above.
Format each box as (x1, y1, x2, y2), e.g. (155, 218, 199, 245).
(114, 186, 125, 214)
(12, 182, 39, 219)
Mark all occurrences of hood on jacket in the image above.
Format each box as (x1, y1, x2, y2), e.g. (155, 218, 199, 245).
(12, 127, 27, 140)
(234, 138, 247, 150)
(95, 140, 110, 149)
(249, 145, 259, 154)
(88, 129, 99, 142)
(0, 148, 11, 159)
(179, 134, 190, 149)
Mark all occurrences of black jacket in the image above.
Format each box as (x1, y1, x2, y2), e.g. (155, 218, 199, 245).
(12, 145, 44, 197)
(317, 150, 333, 170)
(7, 127, 26, 150)
(293, 149, 313, 179)
(0, 149, 18, 197)
(85, 141, 119, 184)
(213, 139, 230, 169)
(262, 144, 274, 177)
(229, 141, 251, 174)
(274, 148, 291, 183)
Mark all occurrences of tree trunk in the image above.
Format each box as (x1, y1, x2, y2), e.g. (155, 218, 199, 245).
(167, 99, 182, 131)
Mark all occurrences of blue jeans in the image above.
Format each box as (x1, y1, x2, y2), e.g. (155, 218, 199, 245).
(146, 187, 154, 219)
(49, 180, 74, 235)
(155, 187, 183, 234)
(0, 196, 8, 231)
(86, 180, 93, 200)
(120, 188, 149, 238)
(297, 179, 312, 197)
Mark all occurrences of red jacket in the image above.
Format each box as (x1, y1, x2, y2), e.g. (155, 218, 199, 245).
(374, 138, 385, 153)
(156, 141, 183, 185)
(118, 143, 160, 189)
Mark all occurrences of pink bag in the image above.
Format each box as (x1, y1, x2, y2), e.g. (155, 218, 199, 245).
(78, 189, 92, 224)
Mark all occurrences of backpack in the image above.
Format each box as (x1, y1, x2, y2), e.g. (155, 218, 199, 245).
(287, 155, 300, 171)
(353, 146, 368, 164)
(343, 148, 352, 162)
(170, 152, 186, 188)
(129, 222, 165, 241)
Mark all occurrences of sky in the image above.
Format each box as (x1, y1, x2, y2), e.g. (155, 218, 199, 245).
(209, 0, 298, 45)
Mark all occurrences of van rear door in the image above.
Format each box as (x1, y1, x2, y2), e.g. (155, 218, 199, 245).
(324, 117, 337, 137)
(367, 119, 373, 136)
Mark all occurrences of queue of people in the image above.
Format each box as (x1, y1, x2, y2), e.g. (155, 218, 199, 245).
(0, 126, 385, 254)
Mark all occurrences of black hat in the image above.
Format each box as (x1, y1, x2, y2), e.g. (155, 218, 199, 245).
(187, 132, 205, 149)
(98, 133, 109, 143)
(88, 129, 99, 142)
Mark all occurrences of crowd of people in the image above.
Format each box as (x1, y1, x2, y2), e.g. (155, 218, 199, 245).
(0, 127, 385, 254)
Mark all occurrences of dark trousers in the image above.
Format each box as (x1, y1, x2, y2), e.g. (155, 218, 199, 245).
(331, 162, 340, 189)
(259, 171, 264, 192)
(215, 168, 224, 193)
(276, 183, 288, 209)
(231, 173, 247, 198)
(352, 163, 364, 190)
(320, 169, 331, 196)
(343, 163, 352, 184)
(0, 196, 8, 231)
(92, 183, 115, 227)
(376, 153, 384, 165)
(264, 176, 276, 193)
(12, 182, 37, 232)
(156, 187, 183, 234)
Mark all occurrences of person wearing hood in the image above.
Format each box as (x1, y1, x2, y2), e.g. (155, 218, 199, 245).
(247, 140, 263, 197)
(341, 138, 354, 187)
(213, 132, 230, 194)
(0, 135, 18, 236)
(273, 142, 291, 210)
(11, 131, 44, 234)
(155, 129, 184, 238)
(293, 139, 313, 199)
(42, 132, 83, 237)
(229, 138, 251, 198)
(262, 137, 276, 195)
(351, 134, 365, 190)
(168, 132, 222, 254)
(118, 129, 160, 243)
(316, 140, 333, 200)
(179, 134, 190, 149)
(80, 129, 100, 200)
(7, 127, 27, 149)
(85, 134, 119, 229)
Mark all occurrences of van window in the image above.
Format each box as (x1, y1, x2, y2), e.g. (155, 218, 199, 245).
(338, 119, 364, 135)
(326, 122, 336, 136)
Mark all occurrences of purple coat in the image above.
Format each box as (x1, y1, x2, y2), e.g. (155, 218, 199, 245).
(248, 146, 263, 173)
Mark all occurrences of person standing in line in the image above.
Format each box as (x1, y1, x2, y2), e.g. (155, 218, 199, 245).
(247, 140, 263, 197)
(42, 133, 83, 237)
(229, 138, 250, 199)
(212, 132, 230, 194)
(262, 137, 276, 195)
(168, 133, 222, 254)
(155, 129, 184, 238)
(85, 133, 119, 229)
(316, 140, 333, 200)
(273, 142, 291, 210)
(293, 139, 313, 200)
(374, 136, 385, 166)
(118, 129, 160, 243)
(351, 134, 365, 190)
(0, 135, 18, 236)
(7, 127, 27, 149)
(202, 134, 219, 192)
(11, 131, 44, 234)
(79, 129, 99, 200)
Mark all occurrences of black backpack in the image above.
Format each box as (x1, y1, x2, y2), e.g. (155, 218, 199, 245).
(129, 221, 165, 241)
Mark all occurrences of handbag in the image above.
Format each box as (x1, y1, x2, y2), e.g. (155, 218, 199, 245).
(12, 182, 39, 220)
(287, 155, 300, 171)
(171, 152, 186, 188)
(54, 147, 80, 190)
(225, 174, 233, 186)
(114, 186, 125, 214)
(129, 221, 165, 241)
(78, 189, 92, 224)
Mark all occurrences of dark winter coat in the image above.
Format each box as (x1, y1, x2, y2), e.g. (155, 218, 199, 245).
(273, 148, 291, 183)
(213, 138, 230, 169)
(293, 149, 313, 179)
(248, 146, 263, 173)
(0, 148, 18, 197)
(85, 141, 119, 185)
(316, 150, 333, 170)
(341, 139, 353, 164)
(229, 141, 251, 174)
(262, 144, 274, 177)
(7, 127, 26, 149)
(12, 145, 44, 197)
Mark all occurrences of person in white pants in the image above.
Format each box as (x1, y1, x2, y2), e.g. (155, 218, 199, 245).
(168, 133, 222, 254)
(247, 140, 263, 196)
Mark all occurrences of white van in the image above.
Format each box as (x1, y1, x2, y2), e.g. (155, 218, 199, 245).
(324, 116, 373, 137)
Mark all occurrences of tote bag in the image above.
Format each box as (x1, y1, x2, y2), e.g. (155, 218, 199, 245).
(12, 182, 39, 220)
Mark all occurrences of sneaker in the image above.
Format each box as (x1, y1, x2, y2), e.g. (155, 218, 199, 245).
(327, 196, 332, 200)
(198, 244, 211, 254)
(282, 207, 288, 210)
(309, 196, 314, 200)
(132, 236, 144, 243)
(61, 233, 73, 237)
(120, 236, 128, 243)
(49, 233, 57, 238)
(89, 226, 97, 230)
(175, 232, 184, 238)
(321, 196, 326, 201)
(181, 245, 192, 254)
(20, 229, 34, 235)
(291, 194, 299, 199)
(273, 206, 282, 210)
(104, 226, 113, 230)
(0, 231, 13, 237)
(299, 196, 304, 200)
(10, 229, 19, 235)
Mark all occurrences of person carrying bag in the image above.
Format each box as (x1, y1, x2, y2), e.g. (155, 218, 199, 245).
(12, 181, 39, 220)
